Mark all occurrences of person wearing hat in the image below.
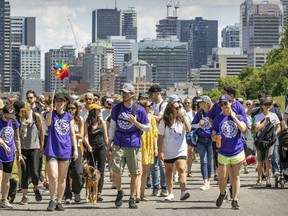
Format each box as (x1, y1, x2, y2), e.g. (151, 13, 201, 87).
(146, 84, 169, 198)
(253, 96, 281, 188)
(138, 92, 149, 102)
(212, 94, 247, 210)
(0, 105, 24, 209)
(84, 103, 108, 201)
(191, 95, 213, 190)
(108, 83, 150, 209)
(44, 93, 78, 211)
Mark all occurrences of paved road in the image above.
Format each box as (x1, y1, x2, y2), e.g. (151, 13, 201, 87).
(1, 162, 287, 216)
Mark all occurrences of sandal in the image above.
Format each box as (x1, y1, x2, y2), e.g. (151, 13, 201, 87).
(256, 180, 262, 186)
(141, 197, 149, 201)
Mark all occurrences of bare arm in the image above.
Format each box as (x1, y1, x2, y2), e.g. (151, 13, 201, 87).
(70, 119, 78, 161)
(102, 120, 109, 148)
(83, 122, 92, 152)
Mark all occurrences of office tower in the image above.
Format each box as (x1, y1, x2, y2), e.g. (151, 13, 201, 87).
(188, 17, 218, 69)
(83, 42, 114, 91)
(19, 45, 41, 79)
(156, 17, 178, 39)
(122, 7, 137, 41)
(177, 20, 193, 42)
(282, 0, 288, 24)
(92, 8, 121, 42)
(221, 23, 240, 48)
(240, 0, 283, 53)
(45, 45, 76, 92)
(0, 0, 11, 92)
(133, 37, 188, 90)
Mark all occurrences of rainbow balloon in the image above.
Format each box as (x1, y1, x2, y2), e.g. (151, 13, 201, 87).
(53, 60, 69, 80)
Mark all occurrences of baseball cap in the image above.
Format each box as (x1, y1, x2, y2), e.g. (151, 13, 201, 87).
(89, 103, 103, 111)
(262, 98, 273, 105)
(168, 94, 180, 103)
(3, 104, 16, 120)
(138, 92, 149, 99)
(0, 99, 4, 109)
(120, 84, 135, 93)
(196, 95, 212, 104)
(54, 93, 67, 101)
(146, 84, 162, 94)
(218, 94, 232, 103)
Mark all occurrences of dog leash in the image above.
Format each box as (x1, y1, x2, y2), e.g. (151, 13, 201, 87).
(91, 151, 97, 168)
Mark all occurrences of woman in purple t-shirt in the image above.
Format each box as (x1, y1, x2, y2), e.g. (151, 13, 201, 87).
(44, 94, 78, 211)
(212, 94, 247, 210)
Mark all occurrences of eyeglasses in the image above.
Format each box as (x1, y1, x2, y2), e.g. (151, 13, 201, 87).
(85, 98, 93, 101)
(174, 106, 180, 110)
(184, 102, 190, 105)
(263, 103, 272, 106)
(219, 102, 229, 107)
(105, 107, 112, 109)
(68, 107, 76, 110)
(27, 97, 34, 100)
(246, 103, 251, 106)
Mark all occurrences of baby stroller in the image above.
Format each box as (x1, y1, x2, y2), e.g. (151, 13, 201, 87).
(275, 129, 288, 188)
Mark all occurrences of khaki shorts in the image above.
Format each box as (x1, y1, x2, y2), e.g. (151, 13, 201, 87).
(218, 150, 245, 165)
(110, 145, 142, 175)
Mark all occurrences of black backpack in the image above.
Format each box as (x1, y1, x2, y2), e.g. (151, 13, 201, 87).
(254, 121, 276, 151)
(278, 128, 288, 148)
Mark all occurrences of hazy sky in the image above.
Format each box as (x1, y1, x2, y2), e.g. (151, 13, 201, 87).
(9, 0, 242, 55)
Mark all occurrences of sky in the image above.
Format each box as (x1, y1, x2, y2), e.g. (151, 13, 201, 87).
(9, 0, 243, 75)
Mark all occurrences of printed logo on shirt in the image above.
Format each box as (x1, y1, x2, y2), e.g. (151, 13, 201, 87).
(201, 117, 211, 130)
(0, 126, 14, 143)
(55, 119, 70, 135)
(221, 120, 238, 138)
(118, 112, 133, 130)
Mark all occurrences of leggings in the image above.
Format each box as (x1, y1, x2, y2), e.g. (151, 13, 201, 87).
(87, 145, 106, 194)
(21, 149, 40, 189)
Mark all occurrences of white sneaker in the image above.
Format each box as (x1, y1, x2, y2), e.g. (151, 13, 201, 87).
(200, 185, 210, 190)
(165, 193, 174, 201)
(173, 175, 178, 183)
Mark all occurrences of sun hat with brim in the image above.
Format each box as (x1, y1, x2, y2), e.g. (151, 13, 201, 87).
(0, 99, 4, 109)
(196, 95, 212, 104)
(218, 94, 232, 103)
(168, 94, 180, 103)
(120, 84, 135, 93)
(89, 103, 103, 111)
(3, 104, 16, 120)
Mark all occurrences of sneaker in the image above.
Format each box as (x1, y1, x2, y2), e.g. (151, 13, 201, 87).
(34, 189, 42, 202)
(214, 175, 218, 181)
(115, 190, 124, 207)
(151, 188, 159, 196)
(0, 199, 13, 209)
(216, 190, 228, 208)
(180, 191, 190, 200)
(55, 202, 65, 211)
(146, 177, 152, 188)
(274, 171, 280, 178)
(231, 200, 240, 210)
(200, 185, 210, 190)
(262, 174, 266, 181)
(64, 198, 71, 205)
(19, 196, 28, 205)
(47, 200, 56, 211)
(165, 193, 174, 201)
(128, 198, 138, 209)
(160, 188, 168, 197)
(97, 193, 103, 202)
(74, 193, 81, 203)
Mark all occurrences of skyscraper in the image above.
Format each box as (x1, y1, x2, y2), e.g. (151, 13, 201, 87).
(240, 0, 283, 53)
(281, 0, 288, 24)
(177, 20, 193, 42)
(122, 7, 137, 41)
(221, 23, 240, 48)
(156, 17, 178, 39)
(0, 0, 11, 92)
(92, 8, 121, 42)
(188, 17, 218, 69)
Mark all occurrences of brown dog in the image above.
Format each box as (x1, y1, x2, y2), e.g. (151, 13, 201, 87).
(82, 161, 101, 204)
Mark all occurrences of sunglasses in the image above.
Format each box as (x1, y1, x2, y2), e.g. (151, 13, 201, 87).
(174, 106, 181, 110)
(219, 102, 229, 107)
(105, 106, 112, 109)
(263, 103, 272, 106)
(246, 103, 251, 106)
(85, 98, 93, 101)
(184, 102, 190, 105)
(27, 97, 34, 100)
(68, 107, 76, 110)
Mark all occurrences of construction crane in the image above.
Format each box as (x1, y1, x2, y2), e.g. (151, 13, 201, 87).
(173, 0, 180, 18)
(165, 0, 172, 18)
(67, 18, 83, 56)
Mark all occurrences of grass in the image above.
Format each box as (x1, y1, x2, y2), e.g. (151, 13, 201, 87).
(274, 95, 285, 113)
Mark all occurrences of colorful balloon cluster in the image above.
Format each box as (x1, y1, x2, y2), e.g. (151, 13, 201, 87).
(53, 60, 69, 80)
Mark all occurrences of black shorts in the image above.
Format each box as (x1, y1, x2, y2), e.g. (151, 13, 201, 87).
(0, 161, 14, 173)
(164, 156, 187, 164)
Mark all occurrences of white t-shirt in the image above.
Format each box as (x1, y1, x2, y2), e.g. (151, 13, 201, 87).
(151, 99, 168, 128)
(253, 112, 280, 127)
(158, 119, 187, 160)
(184, 109, 195, 124)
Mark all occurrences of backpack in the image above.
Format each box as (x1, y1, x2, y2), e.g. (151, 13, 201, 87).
(254, 120, 276, 152)
(115, 102, 138, 122)
(242, 127, 254, 157)
(185, 110, 203, 147)
(278, 128, 288, 148)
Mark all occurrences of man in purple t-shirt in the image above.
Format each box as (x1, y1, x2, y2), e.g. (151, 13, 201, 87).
(108, 84, 150, 209)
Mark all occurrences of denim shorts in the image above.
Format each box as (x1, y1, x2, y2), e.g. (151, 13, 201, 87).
(218, 150, 245, 165)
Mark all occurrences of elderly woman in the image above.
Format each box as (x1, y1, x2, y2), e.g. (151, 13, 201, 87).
(212, 94, 247, 210)
(158, 100, 191, 201)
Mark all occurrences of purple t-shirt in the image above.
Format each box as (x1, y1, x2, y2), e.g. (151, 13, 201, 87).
(208, 100, 247, 124)
(44, 111, 73, 159)
(192, 111, 212, 138)
(111, 102, 149, 148)
(212, 114, 245, 157)
(0, 118, 20, 163)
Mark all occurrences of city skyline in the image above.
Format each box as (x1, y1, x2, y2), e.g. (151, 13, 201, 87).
(9, 0, 241, 55)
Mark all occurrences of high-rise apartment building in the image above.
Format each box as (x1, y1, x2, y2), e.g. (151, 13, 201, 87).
(221, 23, 240, 48)
(92, 8, 121, 42)
(122, 8, 137, 41)
(45, 45, 76, 92)
(188, 17, 218, 69)
(132, 37, 188, 90)
(0, 0, 11, 92)
(240, 0, 283, 53)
